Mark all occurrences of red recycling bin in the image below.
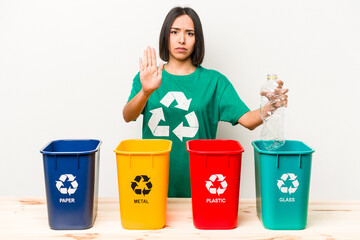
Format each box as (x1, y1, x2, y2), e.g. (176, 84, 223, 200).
(186, 139, 244, 229)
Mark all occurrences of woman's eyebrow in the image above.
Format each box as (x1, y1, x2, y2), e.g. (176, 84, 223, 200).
(171, 27, 195, 32)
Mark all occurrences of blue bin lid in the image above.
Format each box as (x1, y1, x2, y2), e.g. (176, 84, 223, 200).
(252, 140, 314, 155)
(40, 139, 102, 155)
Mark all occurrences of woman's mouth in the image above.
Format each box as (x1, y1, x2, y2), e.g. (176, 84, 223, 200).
(175, 48, 187, 53)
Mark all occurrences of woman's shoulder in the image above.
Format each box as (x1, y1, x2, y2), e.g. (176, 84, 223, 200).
(198, 66, 230, 82)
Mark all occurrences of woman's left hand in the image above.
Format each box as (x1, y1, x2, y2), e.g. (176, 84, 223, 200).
(238, 80, 288, 130)
(260, 80, 289, 118)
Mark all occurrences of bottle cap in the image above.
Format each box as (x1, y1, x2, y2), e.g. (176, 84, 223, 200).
(267, 74, 278, 80)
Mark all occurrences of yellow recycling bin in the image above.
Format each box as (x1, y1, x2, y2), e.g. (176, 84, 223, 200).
(114, 139, 172, 229)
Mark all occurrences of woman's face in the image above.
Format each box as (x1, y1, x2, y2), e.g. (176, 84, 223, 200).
(168, 15, 195, 63)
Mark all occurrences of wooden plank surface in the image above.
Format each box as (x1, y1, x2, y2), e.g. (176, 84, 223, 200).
(1, 197, 360, 240)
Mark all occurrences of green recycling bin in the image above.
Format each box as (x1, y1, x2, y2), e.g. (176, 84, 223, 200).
(252, 140, 315, 230)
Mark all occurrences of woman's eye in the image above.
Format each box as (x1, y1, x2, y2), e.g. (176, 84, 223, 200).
(187, 32, 194, 36)
(171, 30, 178, 34)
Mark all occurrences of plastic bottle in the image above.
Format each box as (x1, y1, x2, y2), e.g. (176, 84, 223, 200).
(260, 74, 285, 150)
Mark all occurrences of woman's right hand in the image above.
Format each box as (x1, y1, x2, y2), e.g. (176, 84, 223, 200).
(139, 46, 164, 96)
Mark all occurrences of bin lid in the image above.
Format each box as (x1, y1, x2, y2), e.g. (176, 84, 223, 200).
(113, 139, 172, 155)
(186, 139, 244, 155)
(40, 139, 102, 155)
(252, 140, 314, 155)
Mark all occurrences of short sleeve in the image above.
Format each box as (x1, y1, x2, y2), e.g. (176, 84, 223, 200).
(219, 82, 250, 125)
(127, 72, 142, 102)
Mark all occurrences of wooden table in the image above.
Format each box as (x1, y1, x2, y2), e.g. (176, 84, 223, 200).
(1, 197, 359, 240)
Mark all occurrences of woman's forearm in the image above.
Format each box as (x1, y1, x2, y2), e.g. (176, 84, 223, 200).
(237, 108, 263, 131)
(123, 89, 151, 122)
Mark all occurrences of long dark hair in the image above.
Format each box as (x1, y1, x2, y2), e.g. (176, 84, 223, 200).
(159, 7, 205, 66)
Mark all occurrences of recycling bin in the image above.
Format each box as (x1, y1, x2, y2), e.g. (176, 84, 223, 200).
(187, 139, 244, 229)
(40, 139, 101, 230)
(114, 139, 172, 230)
(252, 140, 315, 230)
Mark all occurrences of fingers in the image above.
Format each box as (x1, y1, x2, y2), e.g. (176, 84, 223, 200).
(282, 88, 289, 94)
(262, 90, 288, 108)
(139, 57, 144, 72)
(260, 91, 275, 100)
(276, 80, 284, 88)
(275, 90, 288, 107)
(148, 46, 153, 66)
(274, 88, 289, 95)
(141, 46, 159, 70)
(158, 62, 164, 76)
(261, 80, 289, 108)
(275, 93, 288, 108)
(151, 47, 157, 67)
(143, 48, 148, 68)
(276, 87, 289, 107)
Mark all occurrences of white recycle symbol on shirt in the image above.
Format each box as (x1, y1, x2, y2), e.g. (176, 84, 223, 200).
(148, 91, 199, 141)
(55, 174, 78, 196)
(277, 173, 299, 195)
(206, 174, 227, 195)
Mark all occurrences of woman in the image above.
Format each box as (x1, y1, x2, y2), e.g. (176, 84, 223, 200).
(123, 7, 288, 197)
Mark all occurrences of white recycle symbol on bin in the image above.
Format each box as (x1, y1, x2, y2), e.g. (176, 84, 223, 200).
(56, 174, 78, 196)
(277, 173, 299, 195)
(206, 174, 227, 196)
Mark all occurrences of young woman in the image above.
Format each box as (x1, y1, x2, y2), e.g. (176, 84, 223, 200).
(123, 7, 288, 197)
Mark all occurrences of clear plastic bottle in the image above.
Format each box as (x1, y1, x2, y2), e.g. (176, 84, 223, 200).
(260, 74, 285, 150)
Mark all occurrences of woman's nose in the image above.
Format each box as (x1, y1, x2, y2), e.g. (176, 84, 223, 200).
(178, 32, 185, 44)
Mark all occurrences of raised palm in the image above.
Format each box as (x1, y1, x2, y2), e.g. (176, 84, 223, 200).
(139, 46, 164, 95)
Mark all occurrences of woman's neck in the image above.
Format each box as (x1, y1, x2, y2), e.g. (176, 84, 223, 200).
(164, 58, 197, 75)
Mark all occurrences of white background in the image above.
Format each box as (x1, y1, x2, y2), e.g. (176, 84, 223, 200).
(1, 0, 359, 200)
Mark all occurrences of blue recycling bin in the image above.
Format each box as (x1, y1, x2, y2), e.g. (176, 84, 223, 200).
(40, 139, 101, 230)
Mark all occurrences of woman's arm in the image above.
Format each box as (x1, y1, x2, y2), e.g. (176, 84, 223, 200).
(123, 89, 152, 122)
(123, 46, 164, 122)
(237, 108, 263, 130)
